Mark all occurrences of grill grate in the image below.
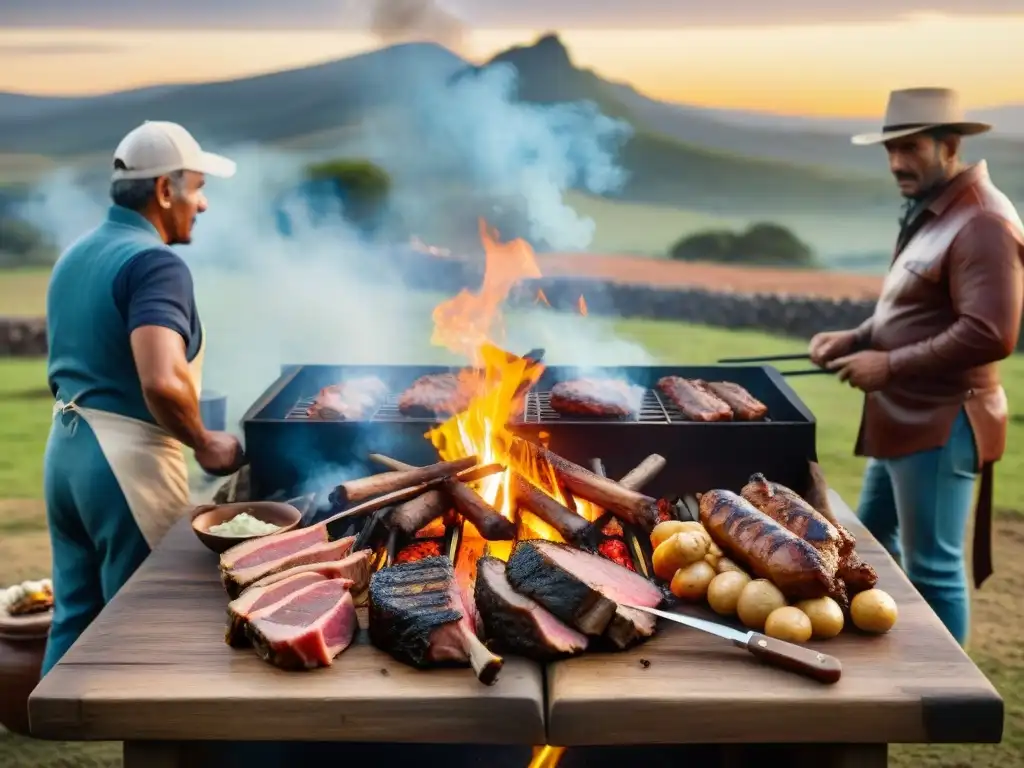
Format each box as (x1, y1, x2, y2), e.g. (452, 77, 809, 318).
(286, 386, 770, 425)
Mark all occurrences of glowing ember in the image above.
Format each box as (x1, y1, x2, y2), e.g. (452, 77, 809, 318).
(529, 746, 566, 768)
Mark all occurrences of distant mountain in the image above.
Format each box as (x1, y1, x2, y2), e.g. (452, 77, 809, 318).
(0, 32, 1021, 214)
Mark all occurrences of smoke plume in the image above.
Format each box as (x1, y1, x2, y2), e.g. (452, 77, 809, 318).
(19, 40, 650, 492)
(367, 0, 466, 52)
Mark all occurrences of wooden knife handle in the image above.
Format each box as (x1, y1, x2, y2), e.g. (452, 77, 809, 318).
(746, 633, 842, 684)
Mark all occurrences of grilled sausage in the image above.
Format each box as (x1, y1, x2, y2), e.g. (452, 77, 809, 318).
(699, 489, 834, 600)
(741, 473, 847, 567)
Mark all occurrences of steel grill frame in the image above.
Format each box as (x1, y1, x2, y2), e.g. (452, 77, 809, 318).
(243, 364, 817, 501)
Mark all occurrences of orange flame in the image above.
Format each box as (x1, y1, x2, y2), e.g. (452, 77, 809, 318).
(427, 220, 594, 558)
(578, 295, 588, 316)
(535, 288, 551, 307)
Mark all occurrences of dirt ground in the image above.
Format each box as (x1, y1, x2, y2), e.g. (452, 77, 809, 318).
(1, 501, 1021, 767)
(537, 252, 885, 299)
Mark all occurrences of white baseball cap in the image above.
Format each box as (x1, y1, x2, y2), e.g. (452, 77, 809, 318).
(111, 120, 237, 181)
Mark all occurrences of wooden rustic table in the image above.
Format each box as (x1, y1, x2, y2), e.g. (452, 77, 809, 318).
(546, 491, 1004, 766)
(28, 491, 1004, 767)
(27, 518, 547, 767)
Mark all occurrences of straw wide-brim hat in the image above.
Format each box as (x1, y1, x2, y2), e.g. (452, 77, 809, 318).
(851, 87, 992, 146)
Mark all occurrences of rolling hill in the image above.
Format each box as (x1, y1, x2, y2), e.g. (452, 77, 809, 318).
(1, 32, 1022, 261)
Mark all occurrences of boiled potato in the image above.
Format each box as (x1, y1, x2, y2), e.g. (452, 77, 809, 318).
(850, 589, 898, 634)
(650, 520, 707, 550)
(670, 560, 717, 600)
(707, 540, 723, 558)
(652, 531, 709, 580)
(715, 556, 747, 576)
(704, 552, 720, 569)
(764, 606, 813, 643)
(736, 579, 787, 631)
(706, 570, 751, 616)
(796, 597, 845, 639)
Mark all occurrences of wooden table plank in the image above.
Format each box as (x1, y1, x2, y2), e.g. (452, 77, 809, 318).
(28, 519, 546, 744)
(546, 490, 1004, 746)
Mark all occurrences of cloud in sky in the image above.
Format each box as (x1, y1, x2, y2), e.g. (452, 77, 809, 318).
(1, 0, 1020, 29)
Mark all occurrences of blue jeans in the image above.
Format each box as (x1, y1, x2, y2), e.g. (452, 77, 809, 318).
(41, 412, 151, 675)
(856, 409, 978, 645)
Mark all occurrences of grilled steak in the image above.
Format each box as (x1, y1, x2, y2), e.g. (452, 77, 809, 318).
(247, 579, 358, 670)
(475, 556, 588, 661)
(222, 535, 356, 599)
(369, 556, 503, 684)
(219, 524, 328, 573)
(699, 489, 835, 600)
(246, 549, 373, 595)
(702, 381, 768, 421)
(398, 373, 472, 417)
(549, 379, 645, 418)
(741, 474, 876, 600)
(506, 540, 664, 648)
(307, 376, 388, 420)
(656, 377, 733, 421)
(226, 571, 341, 647)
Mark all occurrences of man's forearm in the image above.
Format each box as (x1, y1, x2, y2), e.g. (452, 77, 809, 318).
(888, 316, 1015, 379)
(141, 373, 210, 450)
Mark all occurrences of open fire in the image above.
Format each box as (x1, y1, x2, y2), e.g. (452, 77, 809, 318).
(425, 220, 600, 553)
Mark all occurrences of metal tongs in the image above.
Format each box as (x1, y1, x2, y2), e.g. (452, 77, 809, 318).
(716, 353, 830, 377)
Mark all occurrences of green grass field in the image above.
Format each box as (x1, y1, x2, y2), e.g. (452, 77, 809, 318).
(1, 318, 1021, 766)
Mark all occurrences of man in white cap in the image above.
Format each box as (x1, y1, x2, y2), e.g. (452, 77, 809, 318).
(809, 88, 1024, 645)
(42, 121, 247, 673)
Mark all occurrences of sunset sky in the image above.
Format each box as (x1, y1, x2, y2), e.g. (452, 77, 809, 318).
(1, 3, 1022, 116)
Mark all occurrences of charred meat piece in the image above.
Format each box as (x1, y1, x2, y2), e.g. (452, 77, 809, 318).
(700, 490, 836, 600)
(245, 549, 373, 595)
(506, 540, 663, 648)
(702, 381, 768, 421)
(247, 579, 359, 670)
(368, 556, 503, 685)
(656, 377, 733, 421)
(398, 373, 472, 417)
(226, 571, 340, 647)
(475, 557, 588, 661)
(549, 379, 646, 418)
(222, 535, 356, 599)
(306, 376, 388, 420)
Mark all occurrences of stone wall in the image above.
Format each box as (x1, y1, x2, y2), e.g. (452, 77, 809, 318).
(0, 316, 46, 357)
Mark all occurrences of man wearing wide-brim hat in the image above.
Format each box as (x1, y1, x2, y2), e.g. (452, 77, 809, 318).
(809, 87, 1024, 646)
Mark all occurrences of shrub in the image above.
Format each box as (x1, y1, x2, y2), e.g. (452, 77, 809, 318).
(670, 221, 815, 267)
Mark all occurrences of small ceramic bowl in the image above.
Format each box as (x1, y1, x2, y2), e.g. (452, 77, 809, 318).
(191, 501, 302, 555)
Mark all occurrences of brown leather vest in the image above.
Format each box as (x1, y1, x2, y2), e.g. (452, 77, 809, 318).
(853, 161, 1024, 587)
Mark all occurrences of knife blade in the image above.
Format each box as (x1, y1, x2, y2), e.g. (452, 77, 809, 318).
(624, 604, 842, 684)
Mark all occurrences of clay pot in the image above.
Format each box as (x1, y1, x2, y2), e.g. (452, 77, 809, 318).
(0, 609, 51, 736)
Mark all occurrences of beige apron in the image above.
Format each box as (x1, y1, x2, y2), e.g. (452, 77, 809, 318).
(52, 332, 206, 549)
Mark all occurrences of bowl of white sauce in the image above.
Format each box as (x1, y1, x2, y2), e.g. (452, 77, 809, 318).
(191, 501, 302, 554)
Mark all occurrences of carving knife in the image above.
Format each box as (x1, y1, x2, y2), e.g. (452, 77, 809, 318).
(623, 604, 842, 684)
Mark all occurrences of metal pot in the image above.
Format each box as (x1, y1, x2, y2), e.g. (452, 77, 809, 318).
(0, 610, 51, 736)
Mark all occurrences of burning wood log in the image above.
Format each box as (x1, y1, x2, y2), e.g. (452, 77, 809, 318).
(511, 438, 661, 531)
(333, 457, 479, 505)
(391, 491, 449, 536)
(322, 463, 503, 528)
(618, 454, 667, 491)
(511, 472, 590, 546)
(441, 479, 516, 541)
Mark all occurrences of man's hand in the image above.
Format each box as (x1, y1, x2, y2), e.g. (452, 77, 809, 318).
(808, 329, 858, 367)
(195, 431, 247, 477)
(827, 350, 891, 392)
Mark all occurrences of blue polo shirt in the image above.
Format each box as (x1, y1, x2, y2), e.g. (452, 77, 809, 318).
(46, 205, 203, 425)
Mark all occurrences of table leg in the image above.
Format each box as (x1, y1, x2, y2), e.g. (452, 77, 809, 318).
(123, 740, 188, 768)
